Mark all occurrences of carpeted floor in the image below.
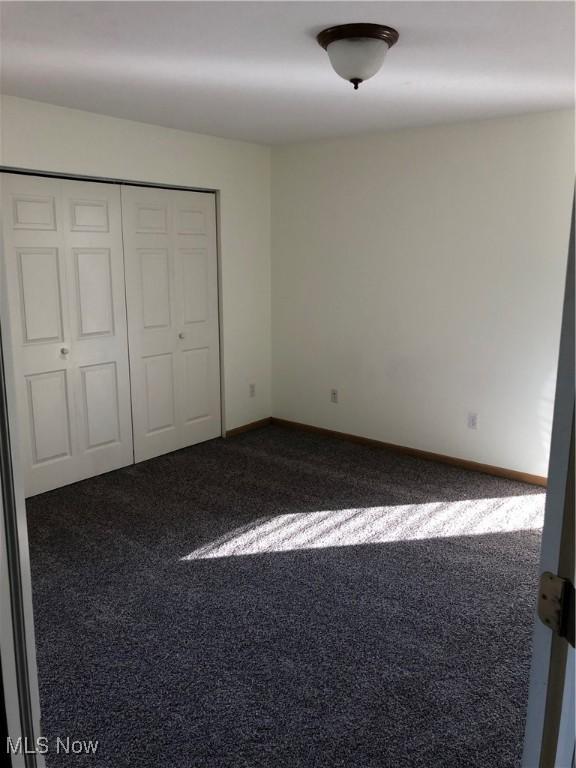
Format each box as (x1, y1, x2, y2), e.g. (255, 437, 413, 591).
(26, 425, 545, 768)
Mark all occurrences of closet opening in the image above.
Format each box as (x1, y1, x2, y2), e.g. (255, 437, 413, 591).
(1, 169, 225, 496)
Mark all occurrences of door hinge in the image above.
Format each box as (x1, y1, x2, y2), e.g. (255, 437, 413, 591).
(538, 572, 575, 648)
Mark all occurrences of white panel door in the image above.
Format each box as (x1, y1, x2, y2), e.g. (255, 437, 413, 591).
(122, 185, 221, 462)
(1, 174, 133, 496)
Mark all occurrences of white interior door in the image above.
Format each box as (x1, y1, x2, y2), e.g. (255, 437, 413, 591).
(1, 173, 133, 496)
(121, 185, 221, 462)
(522, 198, 574, 767)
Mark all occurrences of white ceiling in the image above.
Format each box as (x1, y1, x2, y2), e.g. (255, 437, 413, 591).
(1, 1, 573, 145)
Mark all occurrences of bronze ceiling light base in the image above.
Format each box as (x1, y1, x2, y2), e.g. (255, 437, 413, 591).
(316, 23, 400, 51)
(316, 23, 400, 89)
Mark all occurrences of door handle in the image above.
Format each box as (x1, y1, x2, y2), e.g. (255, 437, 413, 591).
(60, 347, 70, 356)
(178, 332, 185, 340)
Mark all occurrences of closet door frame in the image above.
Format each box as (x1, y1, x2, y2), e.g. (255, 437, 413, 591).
(0, 165, 227, 443)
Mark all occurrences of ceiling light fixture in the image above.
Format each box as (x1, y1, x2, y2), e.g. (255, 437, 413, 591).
(317, 23, 399, 90)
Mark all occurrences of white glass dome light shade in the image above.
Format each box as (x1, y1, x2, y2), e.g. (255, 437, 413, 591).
(316, 24, 399, 90)
(326, 38, 390, 88)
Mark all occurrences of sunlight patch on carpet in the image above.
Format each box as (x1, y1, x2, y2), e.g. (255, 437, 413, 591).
(181, 494, 545, 560)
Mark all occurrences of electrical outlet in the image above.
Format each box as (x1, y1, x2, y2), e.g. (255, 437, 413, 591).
(467, 412, 478, 430)
(330, 388, 339, 404)
(249, 383, 256, 398)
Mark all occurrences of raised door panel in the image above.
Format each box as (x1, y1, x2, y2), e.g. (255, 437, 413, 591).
(181, 249, 208, 326)
(141, 250, 171, 329)
(70, 199, 110, 232)
(12, 194, 57, 231)
(136, 204, 168, 234)
(177, 206, 206, 235)
(75, 248, 115, 338)
(18, 248, 64, 344)
(144, 353, 176, 434)
(80, 362, 121, 449)
(182, 347, 210, 423)
(26, 370, 72, 464)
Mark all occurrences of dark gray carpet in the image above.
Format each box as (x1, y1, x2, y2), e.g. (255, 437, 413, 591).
(26, 425, 544, 767)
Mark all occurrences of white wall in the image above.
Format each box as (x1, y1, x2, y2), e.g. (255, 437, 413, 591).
(1, 98, 571, 475)
(0, 95, 271, 431)
(272, 111, 574, 476)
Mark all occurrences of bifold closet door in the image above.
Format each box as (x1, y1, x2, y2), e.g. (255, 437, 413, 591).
(1, 174, 134, 496)
(121, 186, 221, 463)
